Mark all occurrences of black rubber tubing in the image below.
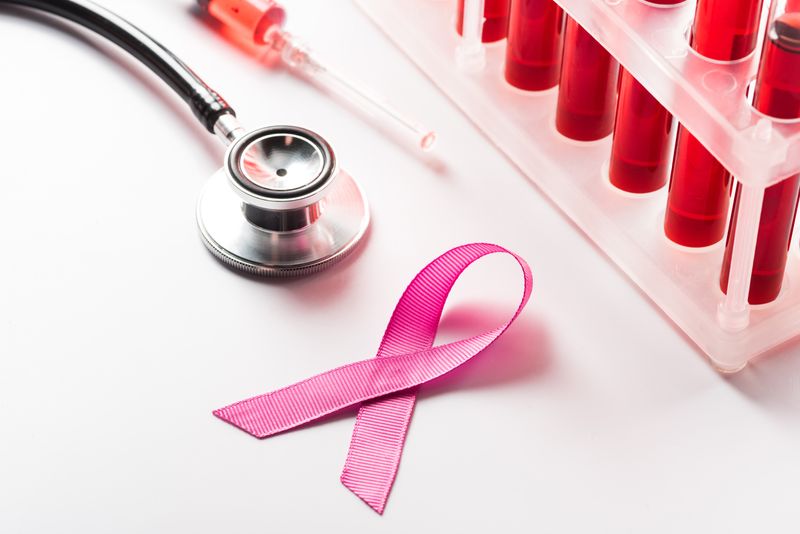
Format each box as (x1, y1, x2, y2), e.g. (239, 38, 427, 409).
(0, 0, 235, 132)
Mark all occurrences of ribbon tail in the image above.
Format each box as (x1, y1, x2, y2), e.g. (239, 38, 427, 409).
(340, 389, 418, 514)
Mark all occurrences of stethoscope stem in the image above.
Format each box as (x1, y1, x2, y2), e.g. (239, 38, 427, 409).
(0, 0, 236, 135)
(213, 114, 247, 146)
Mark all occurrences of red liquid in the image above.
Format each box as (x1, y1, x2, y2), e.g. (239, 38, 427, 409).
(609, 70, 674, 193)
(206, 0, 285, 44)
(504, 0, 565, 91)
(555, 18, 619, 141)
(691, 0, 764, 61)
(664, 0, 764, 246)
(721, 14, 800, 304)
(457, 0, 511, 43)
(665, 128, 734, 246)
(607, 0, 681, 194)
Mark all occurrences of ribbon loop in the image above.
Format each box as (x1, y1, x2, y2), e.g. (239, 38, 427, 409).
(214, 243, 533, 514)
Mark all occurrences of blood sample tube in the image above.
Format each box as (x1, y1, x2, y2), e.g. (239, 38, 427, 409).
(607, 0, 683, 194)
(555, 17, 619, 141)
(457, 0, 511, 43)
(608, 71, 675, 193)
(720, 6, 800, 304)
(664, 0, 764, 247)
(504, 0, 565, 91)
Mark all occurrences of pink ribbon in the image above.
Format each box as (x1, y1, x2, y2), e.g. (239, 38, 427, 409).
(214, 243, 533, 514)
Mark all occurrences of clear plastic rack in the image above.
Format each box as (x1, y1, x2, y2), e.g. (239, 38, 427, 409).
(356, 0, 800, 371)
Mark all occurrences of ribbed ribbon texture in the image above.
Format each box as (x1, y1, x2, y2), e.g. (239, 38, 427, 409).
(214, 243, 533, 514)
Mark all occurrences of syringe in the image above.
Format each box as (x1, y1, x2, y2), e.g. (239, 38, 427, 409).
(197, 0, 437, 152)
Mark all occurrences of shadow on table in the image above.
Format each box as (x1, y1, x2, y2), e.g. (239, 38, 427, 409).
(726, 343, 800, 423)
(208, 222, 372, 306)
(420, 302, 552, 396)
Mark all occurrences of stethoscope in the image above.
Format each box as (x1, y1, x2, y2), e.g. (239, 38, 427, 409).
(200, 119, 369, 276)
(2, 0, 370, 277)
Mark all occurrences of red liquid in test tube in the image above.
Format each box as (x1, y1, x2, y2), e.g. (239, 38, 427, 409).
(664, 0, 764, 247)
(504, 0, 565, 91)
(555, 17, 619, 141)
(609, 71, 675, 193)
(608, 0, 682, 194)
(457, 0, 511, 43)
(720, 11, 800, 304)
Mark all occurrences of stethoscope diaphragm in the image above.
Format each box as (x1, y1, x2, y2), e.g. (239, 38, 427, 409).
(197, 125, 370, 277)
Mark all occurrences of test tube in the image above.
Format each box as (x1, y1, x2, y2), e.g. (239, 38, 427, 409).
(664, 0, 765, 247)
(608, 71, 675, 193)
(555, 17, 619, 141)
(720, 3, 800, 304)
(457, 0, 511, 43)
(607, 0, 682, 194)
(504, 0, 565, 91)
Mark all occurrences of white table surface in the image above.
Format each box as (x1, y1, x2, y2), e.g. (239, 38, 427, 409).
(1, 1, 799, 532)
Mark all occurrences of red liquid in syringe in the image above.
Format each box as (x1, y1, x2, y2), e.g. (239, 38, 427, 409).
(720, 12, 800, 304)
(504, 0, 565, 91)
(203, 0, 285, 44)
(457, 0, 511, 43)
(664, 0, 764, 247)
(555, 17, 619, 141)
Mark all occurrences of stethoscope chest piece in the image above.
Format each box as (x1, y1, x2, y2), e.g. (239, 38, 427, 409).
(197, 125, 370, 276)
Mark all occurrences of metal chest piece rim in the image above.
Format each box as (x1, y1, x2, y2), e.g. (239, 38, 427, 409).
(196, 125, 370, 277)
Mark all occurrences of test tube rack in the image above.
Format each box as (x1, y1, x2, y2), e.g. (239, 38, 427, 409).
(356, 0, 800, 372)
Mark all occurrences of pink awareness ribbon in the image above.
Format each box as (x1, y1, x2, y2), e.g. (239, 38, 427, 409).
(214, 243, 533, 514)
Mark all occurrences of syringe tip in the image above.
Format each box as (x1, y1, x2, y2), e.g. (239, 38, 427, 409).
(420, 131, 438, 152)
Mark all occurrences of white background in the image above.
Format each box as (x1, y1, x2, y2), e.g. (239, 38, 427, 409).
(1, 0, 799, 532)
